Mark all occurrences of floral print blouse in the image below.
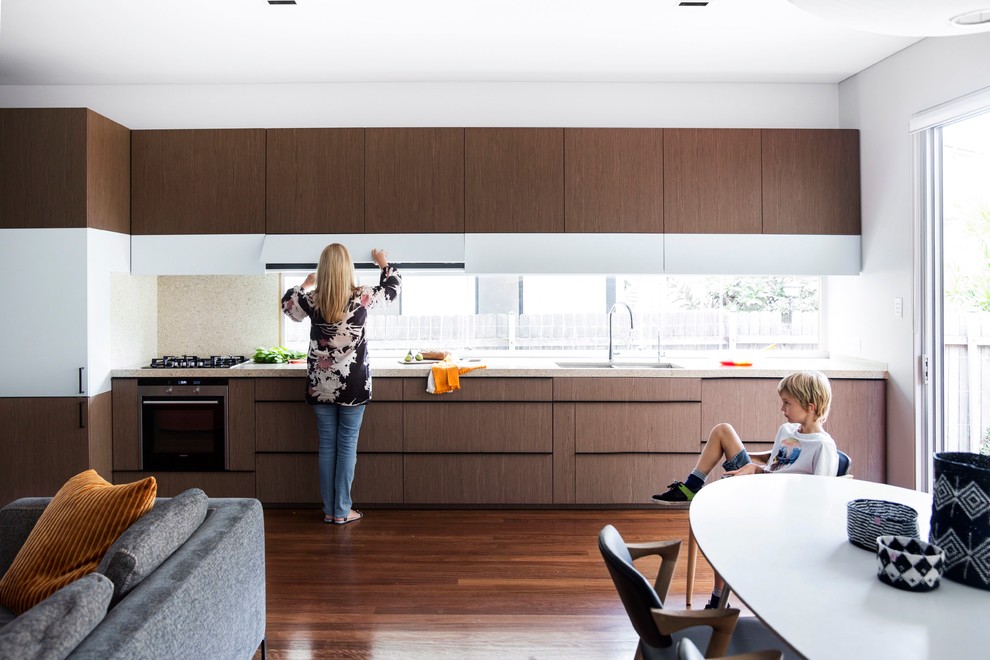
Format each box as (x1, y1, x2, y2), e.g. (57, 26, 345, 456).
(281, 265, 401, 405)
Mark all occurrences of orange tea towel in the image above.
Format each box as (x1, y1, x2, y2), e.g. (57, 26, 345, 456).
(427, 356, 486, 394)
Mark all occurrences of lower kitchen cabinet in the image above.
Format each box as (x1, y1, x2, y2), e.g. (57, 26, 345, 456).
(554, 378, 703, 505)
(255, 453, 403, 505)
(111, 471, 256, 498)
(403, 402, 552, 452)
(700, 378, 886, 482)
(0, 394, 112, 507)
(104, 375, 887, 506)
(573, 402, 701, 453)
(403, 454, 552, 504)
(256, 401, 403, 452)
(575, 454, 700, 504)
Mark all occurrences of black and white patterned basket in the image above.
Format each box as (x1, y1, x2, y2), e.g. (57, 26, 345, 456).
(877, 535, 945, 592)
(846, 499, 919, 550)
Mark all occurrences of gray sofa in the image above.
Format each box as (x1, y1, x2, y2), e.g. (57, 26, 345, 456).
(0, 492, 266, 660)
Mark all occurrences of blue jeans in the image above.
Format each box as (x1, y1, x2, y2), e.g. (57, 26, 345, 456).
(312, 404, 366, 519)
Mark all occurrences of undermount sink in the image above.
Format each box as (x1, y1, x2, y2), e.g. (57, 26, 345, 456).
(555, 360, 683, 369)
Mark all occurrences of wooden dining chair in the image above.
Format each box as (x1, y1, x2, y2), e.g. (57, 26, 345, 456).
(681, 449, 852, 607)
(676, 638, 782, 660)
(598, 525, 794, 659)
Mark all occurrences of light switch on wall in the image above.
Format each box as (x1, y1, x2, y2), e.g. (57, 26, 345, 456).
(894, 297, 903, 318)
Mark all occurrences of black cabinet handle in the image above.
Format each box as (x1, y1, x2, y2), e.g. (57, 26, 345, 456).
(79, 401, 86, 429)
(78, 367, 85, 394)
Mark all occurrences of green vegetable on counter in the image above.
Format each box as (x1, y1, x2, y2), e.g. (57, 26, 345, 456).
(253, 346, 306, 363)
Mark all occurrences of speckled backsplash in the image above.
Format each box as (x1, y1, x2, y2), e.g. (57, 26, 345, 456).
(110, 273, 283, 366)
(157, 274, 282, 357)
(111, 273, 158, 367)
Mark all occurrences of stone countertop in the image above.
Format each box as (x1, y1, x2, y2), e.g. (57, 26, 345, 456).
(112, 355, 887, 379)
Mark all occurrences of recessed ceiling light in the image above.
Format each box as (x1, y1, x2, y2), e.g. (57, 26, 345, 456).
(950, 9, 990, 26)
(678, 2, 710, 6)
(268, 0, 296, 5)
(789, 0, 990, 36)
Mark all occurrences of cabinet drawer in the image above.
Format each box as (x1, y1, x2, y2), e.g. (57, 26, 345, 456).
(403, 402, 551, 452)
(574, 454, 699, 504)
(255, 453, 402, 505)
(574, 402, 701, 453)
(255, 377, 402, 401)
(701, 379, 780, 444)
(554, 378, 701, 402)
(112, 471, 256, 499)
(402, 377, 551, 402)
(255, 401, 402, 452)
(404, 454, 552, 504)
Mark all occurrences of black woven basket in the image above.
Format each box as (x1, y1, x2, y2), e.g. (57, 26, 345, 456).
(846, 498, 919, 550)
(930, 452, 990, 589)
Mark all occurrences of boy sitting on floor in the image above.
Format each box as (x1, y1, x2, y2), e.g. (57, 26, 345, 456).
(651, 370, 838, 608)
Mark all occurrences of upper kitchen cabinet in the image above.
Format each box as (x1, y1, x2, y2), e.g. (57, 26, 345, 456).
(465, 128, 564, 233)
(0, 108, 129, 233)
(131, 129, 265, 235)
(762, 129, 861, 235)
(266, 128, 364, 234)
(365, 128, 464, 233)
(664, 128, 762, 234)
(564, 128, 663, 233)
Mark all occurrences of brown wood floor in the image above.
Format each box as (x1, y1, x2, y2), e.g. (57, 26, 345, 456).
(255, 508, 727, 659)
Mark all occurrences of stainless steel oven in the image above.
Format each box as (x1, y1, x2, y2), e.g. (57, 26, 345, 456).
(138, 378, 229, 471)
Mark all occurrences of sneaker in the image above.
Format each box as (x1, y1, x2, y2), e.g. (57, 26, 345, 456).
(651, 481, 697, 504)
(704, 593, 727, 609)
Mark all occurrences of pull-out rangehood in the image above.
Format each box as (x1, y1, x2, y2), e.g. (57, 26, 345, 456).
(465, 233, 664, 274)
(129, 232, 860, 276)
(260, 234, 465, 272)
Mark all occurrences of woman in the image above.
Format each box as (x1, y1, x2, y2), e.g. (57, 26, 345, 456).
(282, 244, 401, 524)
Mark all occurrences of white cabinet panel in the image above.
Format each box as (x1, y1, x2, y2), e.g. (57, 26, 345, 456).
(664, 234, 861, 275)
(132, 234, 266, 275)
(0, 229, 88, 396)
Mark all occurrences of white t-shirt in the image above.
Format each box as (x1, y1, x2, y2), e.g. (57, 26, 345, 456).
(762, 422, 838, 477)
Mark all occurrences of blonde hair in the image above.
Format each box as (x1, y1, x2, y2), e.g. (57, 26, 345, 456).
(314, 243, 358, 323)
(777, 370, 832, 421)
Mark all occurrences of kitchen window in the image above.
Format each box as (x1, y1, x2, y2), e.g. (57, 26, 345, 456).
(280, 273, 822, 357)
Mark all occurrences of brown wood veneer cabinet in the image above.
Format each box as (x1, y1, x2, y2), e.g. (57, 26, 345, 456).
(554, 378, 704, 504)
(266, 128, 365, 234)
(0, 108, 129, 232)
(762, 128, 861, 235)
(131, 129, 265, 234)
(700, 378, 885, 482)
(564, 128, 663, 233)
(109, 375, 885, 506)
(0, 394, 112, 507)
(253, 378, 403, 504)
(365, 128, 464, 233)
(465, 128, 564, 233)
(663, 128, 762, 234)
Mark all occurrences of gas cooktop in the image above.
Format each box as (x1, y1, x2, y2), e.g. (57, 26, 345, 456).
(146, 355, 248, 369)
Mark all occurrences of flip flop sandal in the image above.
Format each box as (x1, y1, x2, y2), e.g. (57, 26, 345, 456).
(334, 510, 364, 525)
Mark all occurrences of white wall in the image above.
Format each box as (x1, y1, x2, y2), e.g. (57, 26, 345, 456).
(0, 82, 840, 129)
(836, 32, 990, 488)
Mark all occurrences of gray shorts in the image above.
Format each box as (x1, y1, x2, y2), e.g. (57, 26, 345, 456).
(722, 449, 752, 472)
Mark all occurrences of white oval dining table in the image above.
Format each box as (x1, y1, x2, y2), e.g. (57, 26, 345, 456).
(689, 473, 988, 660)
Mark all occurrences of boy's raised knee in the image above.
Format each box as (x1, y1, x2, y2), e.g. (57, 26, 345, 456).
(711, 422, 736, 437)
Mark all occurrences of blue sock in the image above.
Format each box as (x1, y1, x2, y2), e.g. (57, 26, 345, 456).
(685, 470, 706, 492)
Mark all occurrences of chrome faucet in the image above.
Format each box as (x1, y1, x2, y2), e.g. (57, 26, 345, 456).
(607, 302, 634, 363)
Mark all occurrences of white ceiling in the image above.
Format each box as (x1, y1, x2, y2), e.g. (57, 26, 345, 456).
(0, 0, 937, 86)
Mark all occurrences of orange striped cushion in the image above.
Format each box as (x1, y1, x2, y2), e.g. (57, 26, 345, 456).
(0, 469, 156, 614)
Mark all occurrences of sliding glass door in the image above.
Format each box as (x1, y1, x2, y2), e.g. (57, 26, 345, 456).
(920, 109, 990, 488)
